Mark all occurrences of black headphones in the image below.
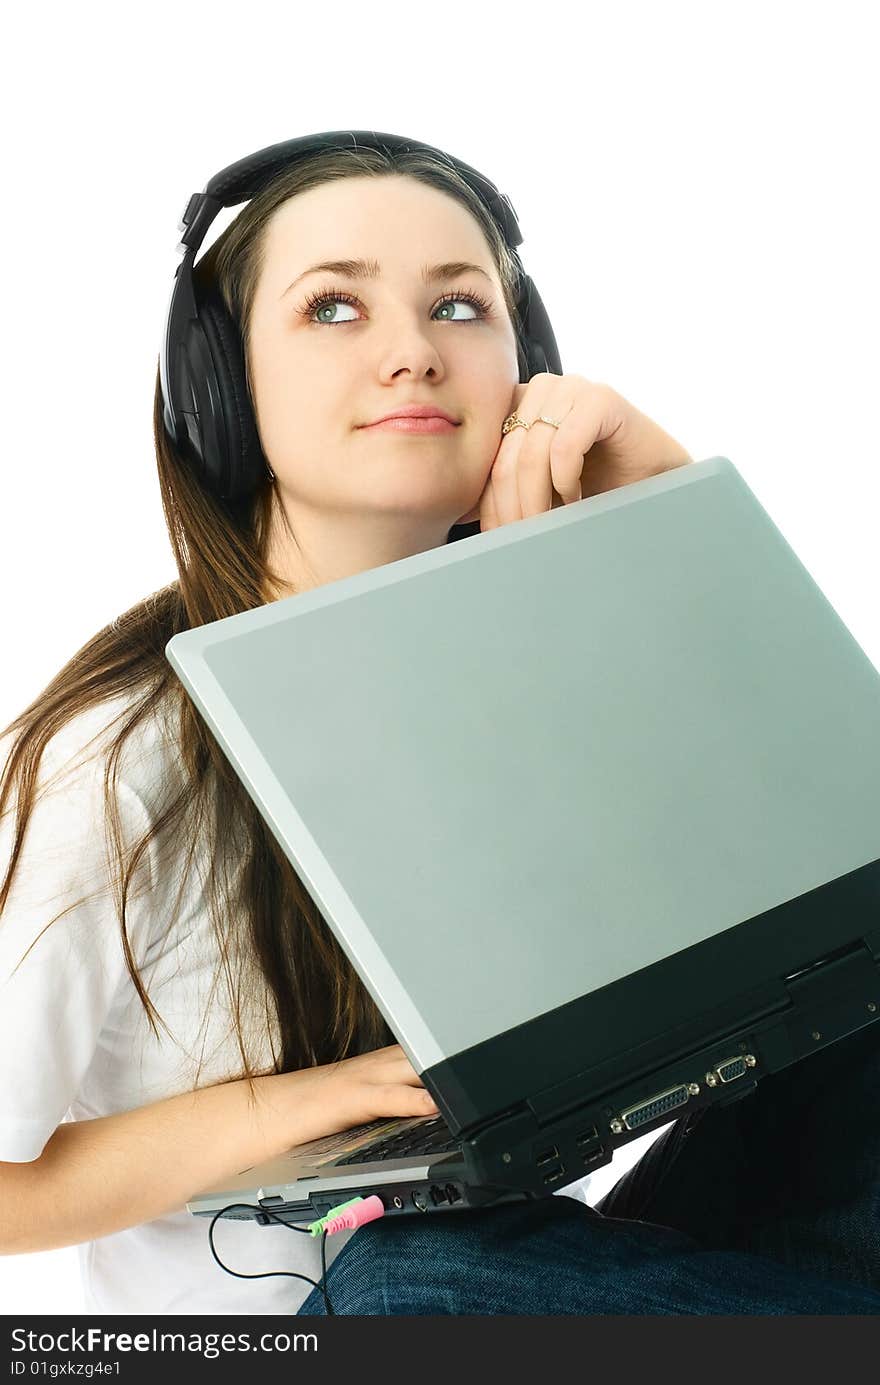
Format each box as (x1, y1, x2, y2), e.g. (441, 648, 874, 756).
(159, 129, 563, 536)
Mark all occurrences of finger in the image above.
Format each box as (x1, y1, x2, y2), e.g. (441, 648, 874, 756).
(490, 379, 552, 526)
(565, 384, 628, 496)
(375, 1085, 439, 1118)
(521, 404, 585, 513)
(515, 421, 556, 518)
(486, 438, 519, 527)
(480, 474, 500, 531)
(514, 375, 574, 519)
(496, 376, 586, 523)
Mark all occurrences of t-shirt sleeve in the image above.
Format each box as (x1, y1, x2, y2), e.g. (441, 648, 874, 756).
(0, 733, 156, 1163)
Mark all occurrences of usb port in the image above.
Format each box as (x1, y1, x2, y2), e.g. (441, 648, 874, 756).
(576, 1126, 598, 1147)
(535, 1145, 559, 1166)
(542, 1163, 566, 1184)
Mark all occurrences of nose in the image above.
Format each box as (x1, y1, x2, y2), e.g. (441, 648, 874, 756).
(379, 318, 446, 377)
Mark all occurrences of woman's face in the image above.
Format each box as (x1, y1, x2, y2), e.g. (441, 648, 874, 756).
(246, 175, 520, 558)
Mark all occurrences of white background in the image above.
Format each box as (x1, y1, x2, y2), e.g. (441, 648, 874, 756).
(2, 0, 878, 1314)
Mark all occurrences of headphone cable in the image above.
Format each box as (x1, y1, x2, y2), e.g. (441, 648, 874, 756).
(207, 1203, 335, 1315)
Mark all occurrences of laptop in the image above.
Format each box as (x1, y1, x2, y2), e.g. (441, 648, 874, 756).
(165, 456, 880, 1228)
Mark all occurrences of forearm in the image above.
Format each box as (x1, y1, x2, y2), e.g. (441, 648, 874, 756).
(0, 1072, 293, 1254)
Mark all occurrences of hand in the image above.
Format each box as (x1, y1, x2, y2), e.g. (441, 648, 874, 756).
(455, 374, 694, 530)
(272, 1043, 440, 1149)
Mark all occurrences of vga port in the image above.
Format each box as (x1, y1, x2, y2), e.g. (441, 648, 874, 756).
(714, 1056, 748, 1083)
(618, 1083, 689, 1131)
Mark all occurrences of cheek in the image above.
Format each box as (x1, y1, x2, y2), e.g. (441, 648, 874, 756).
(460, 427, 502, 480)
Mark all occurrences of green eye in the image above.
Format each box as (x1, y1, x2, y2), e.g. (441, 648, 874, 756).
(300, 287, 494, 327)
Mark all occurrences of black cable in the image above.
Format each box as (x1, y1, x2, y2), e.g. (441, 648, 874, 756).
(207, 1202, 336, 1314)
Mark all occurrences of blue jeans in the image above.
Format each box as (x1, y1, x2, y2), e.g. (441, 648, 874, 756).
(298, 1020, 880, 1314)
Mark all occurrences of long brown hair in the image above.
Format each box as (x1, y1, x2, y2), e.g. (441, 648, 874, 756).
(0, 143, 523, 1096)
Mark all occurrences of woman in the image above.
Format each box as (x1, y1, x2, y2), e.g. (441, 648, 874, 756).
(1, 139, 877, 1316)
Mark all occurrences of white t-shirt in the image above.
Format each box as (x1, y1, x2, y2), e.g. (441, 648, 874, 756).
(0, 691, 596, 1315)
(0, 691, 359, 1313)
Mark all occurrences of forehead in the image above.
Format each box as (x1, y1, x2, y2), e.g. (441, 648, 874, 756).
(261, 175, 497, 282)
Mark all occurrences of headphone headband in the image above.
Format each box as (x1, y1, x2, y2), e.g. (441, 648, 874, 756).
(159, 129, 563, 514)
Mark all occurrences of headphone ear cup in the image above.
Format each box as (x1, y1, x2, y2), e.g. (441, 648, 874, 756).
(516, 333, 531, 385)
(514, 268, 560, 383)
(524, 337, 551, 379)
(196, 285, 267, 503)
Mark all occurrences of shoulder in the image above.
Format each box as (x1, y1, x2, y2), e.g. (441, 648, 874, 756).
(0, 689, 186, 854)
(0, 691, 192, 959)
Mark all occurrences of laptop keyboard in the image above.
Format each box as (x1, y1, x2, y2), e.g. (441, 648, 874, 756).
(335, 1115, 460, 1165)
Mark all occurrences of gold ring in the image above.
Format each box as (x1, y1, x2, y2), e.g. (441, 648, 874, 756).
(501, 412, 563, 435)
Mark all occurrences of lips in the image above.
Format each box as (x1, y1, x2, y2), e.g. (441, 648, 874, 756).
(361, 416, 458, 434)
(362, 406, 459, 426)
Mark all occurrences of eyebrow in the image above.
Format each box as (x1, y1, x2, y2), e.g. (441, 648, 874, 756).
(280, 258, 493, 300)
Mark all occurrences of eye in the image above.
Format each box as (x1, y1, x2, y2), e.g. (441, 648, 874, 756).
(299, 286, 495, 327)
(302, 290, 360, 325)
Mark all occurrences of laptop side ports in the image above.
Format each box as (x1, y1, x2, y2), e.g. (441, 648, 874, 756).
(612, 1083, 691, 1133)
(541, 1163, 567, 1185)
(576, 1126, 598, 1148)
(705, 1054, 755, 1087)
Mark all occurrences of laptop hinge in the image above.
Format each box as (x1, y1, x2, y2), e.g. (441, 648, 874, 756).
(782, 940, 880, 1042)
(525, 977, 789, 1130)
(522, 943, 880, 1131)
(862, 924, 880, 965)
(463, 939, 880, 1196)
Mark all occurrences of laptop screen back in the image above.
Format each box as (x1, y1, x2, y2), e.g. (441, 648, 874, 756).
(167, 458, 880, 1071)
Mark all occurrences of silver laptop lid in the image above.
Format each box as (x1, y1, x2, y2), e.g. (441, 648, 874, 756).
(165, 457, 880, 1073)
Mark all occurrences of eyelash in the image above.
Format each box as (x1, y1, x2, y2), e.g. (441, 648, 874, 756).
(299, 285, 495, 327)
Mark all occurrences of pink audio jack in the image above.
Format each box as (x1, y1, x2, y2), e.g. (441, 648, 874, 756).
(323, 1194, 386, 1234)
